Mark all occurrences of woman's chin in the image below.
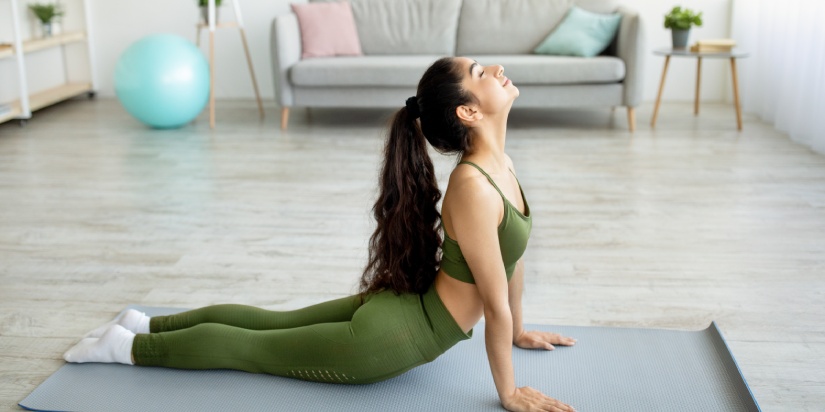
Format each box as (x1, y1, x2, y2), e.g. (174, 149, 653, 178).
(510, 85, 520, 98)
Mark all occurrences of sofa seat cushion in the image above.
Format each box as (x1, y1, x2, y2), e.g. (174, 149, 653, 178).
(290, 55, 443, 87)
(467, 55, 625, 84)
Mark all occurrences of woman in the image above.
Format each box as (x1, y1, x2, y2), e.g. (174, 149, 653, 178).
(64, 57, 577, 412)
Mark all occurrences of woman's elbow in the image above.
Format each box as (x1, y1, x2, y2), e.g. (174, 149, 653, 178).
(483, 304, 512, 324)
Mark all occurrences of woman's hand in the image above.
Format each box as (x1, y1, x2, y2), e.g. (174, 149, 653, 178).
(501, 387, 576, 412)
(514, 330, 576, 350)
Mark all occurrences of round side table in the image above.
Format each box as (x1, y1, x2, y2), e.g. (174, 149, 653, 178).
(651, 47, 750, 130)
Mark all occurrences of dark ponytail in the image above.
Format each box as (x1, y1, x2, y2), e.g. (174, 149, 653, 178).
(360, 106, 441, 295)
(360, 57, 477, 295)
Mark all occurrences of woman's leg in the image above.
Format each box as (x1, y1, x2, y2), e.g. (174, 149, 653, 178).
(133, 323, 423, 384)
(150, 295, 364, 333)
(133, 294, 426, 384)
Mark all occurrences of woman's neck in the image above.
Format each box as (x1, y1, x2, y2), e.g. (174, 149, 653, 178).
(463, 121, 508, 172)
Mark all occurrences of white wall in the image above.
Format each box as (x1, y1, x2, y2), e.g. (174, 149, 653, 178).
(89, 0, 294, 100)
(1, 0, 736, 105)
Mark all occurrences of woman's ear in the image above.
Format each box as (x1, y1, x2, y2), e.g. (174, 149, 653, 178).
(456, 104, 483, 125)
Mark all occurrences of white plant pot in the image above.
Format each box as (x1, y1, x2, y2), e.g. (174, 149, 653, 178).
(200, 6, 220, 24)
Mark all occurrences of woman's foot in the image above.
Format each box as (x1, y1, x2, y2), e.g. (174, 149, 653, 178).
(85, 309, 150, 338)
(64, 324, 135, 365)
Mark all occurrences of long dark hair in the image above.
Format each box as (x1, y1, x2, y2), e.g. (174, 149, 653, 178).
(360, 57, 478, 295)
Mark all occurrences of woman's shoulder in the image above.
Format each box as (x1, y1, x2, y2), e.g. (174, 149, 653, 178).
(445, 163, 501, 208)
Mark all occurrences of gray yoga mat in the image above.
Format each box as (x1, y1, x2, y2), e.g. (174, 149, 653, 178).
(20, 305, 760, 411)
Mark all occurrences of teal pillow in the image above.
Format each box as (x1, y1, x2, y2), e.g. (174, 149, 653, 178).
(534, 7, 622, 57)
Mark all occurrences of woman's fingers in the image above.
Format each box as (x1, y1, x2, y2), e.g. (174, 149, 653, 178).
(543, 395, 575, 412)
(517, 387, 576, 412)
(525, 336, 554, 350)
(515, 331, 577, 351)
(536, 331, 577, 346)
(558, 336, 576, 346)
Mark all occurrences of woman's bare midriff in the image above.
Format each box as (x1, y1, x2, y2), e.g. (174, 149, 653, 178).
(434, 269, 484, 334)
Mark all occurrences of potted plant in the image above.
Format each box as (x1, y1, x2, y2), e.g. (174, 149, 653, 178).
(198, 0, 223, 24)
(664, 6, 703, 49)
(28, 3, 64, 38)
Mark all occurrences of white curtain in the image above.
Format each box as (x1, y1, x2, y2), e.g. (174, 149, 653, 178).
(731, 0, 825, 154)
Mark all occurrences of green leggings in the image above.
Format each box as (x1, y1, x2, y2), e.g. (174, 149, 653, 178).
(132, 285, 471, 384)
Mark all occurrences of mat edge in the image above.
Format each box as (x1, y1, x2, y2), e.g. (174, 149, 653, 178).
(707, 320, 762, 412)
(18, 400, 66, 412)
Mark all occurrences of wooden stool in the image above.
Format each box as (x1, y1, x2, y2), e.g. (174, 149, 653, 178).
(651, 47, 749, 131)
(197, 0, 264, 129)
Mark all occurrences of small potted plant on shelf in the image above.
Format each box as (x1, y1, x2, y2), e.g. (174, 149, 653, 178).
(664, 6, 703, 49)
(28, 3, 64, 38)
(198, 0, 223, 24)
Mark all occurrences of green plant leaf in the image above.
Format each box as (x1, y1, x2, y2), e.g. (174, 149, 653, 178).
(28, 3, 64, 24)
(663, 5, 703, 30)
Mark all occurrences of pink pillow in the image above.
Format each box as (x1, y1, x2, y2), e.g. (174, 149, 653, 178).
(291, 1, 363, 59)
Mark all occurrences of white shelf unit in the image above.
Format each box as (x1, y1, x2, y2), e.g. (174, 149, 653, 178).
(1, 0, 97, 125)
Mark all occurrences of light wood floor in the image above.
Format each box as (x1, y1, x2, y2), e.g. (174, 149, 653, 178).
(1, 98, 824, 411)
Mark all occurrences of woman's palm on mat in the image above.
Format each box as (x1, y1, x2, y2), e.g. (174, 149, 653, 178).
(515, 330, 577, 351)
(503, 386, 577, 412)
(507, 331, 578, 411)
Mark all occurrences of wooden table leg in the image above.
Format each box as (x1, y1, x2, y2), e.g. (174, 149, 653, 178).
(209, 30, 215, 129)
(651, 55, 670, 128)
(730, 57, 743, 131)
(695, 56, 702, 115)
(281, 107, 289, 130)
(627, 107, 636, 132)
(239, 28, 265, 119)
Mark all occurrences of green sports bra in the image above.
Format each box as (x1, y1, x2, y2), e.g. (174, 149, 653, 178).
(440, 161, 532, 284)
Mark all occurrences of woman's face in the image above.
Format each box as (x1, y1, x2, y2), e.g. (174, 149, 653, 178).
(456, 57, 519, 119)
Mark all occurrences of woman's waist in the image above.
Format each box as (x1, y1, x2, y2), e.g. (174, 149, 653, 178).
(417, 281, 474, 354)
(433, 271, 483, 334)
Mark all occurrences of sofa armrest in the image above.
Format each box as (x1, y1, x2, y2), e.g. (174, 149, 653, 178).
(270, 13, 302, 107)
(615, 5, 645, 108)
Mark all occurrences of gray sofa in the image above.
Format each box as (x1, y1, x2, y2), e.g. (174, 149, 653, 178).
(270, 0, 644, 131)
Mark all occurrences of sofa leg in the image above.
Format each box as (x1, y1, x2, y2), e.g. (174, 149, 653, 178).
(626, 107, 636, 132)
(281, 107, 290, 130)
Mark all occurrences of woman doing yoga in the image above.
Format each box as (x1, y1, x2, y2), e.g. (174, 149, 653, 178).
(63, 56, 577, 412)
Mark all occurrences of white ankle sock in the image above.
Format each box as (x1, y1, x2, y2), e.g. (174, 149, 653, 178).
(85, 309, 150, 338)
(64, 324, 136, 365)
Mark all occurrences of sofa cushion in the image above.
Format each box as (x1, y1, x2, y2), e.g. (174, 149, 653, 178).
(534, 6, 621, 57)
(466, 55, 625, 84)
(311, 0, 462, 55)
(290, 55, 443, 87)
(574, 0, 619, 13)
(456, 0, 572, 55)
(291, 2, 363, 59)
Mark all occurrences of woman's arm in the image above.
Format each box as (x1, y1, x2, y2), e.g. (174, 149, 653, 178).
(450, 174, 574, 411)
(503, 155, 577, 352)
(509, 260, 577, 351)
(450, 175, 516, 402)
(509, 259, 526, 341)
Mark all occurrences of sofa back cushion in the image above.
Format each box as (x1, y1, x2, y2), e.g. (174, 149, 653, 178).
(311, 0, 462, 55)
(291, 2, 363, 59)
(456, 0, 619, 55)
(575, 0, 619, 13)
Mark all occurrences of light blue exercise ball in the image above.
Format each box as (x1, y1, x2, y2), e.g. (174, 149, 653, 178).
(115, 34, 209, 129)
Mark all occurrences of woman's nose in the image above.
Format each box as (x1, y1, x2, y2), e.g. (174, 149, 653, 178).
(495, 65, 504, 77)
